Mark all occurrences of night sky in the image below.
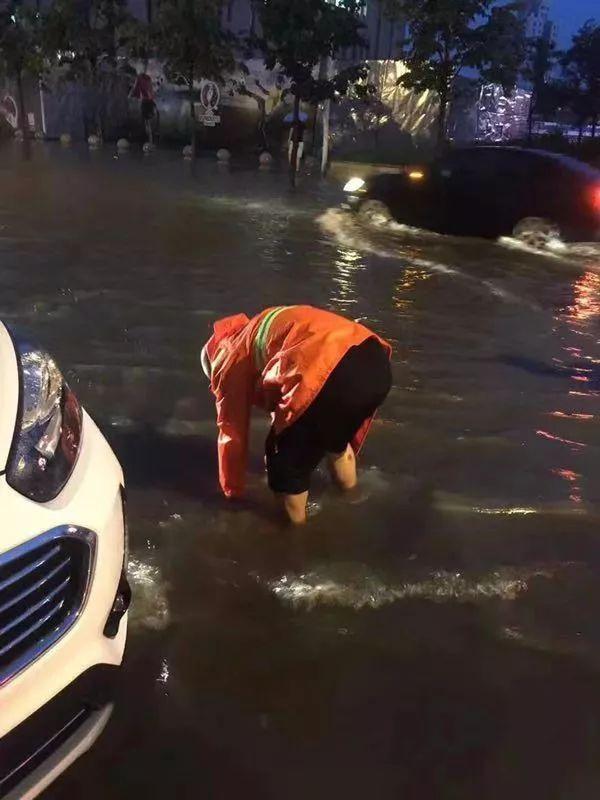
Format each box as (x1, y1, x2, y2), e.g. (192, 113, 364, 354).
(552, 0, 598, 44)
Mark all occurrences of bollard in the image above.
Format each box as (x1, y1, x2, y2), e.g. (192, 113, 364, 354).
(142, 142, 154, 154)
(116, 138, 130, 151)
(88, 134, 101, 149)
(216, 148, 231, 163)
(259, 151, 273, 169)
(14, 129, 24, 141)
(182, 144, 193, 159)
(60, 133, 72, 146)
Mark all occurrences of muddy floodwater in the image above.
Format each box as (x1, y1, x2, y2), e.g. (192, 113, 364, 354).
(3, 142, 600, 799)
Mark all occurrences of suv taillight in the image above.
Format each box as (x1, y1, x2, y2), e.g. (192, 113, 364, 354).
(591, 185, 600, 213)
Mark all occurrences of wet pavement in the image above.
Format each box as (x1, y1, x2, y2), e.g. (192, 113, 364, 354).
(3, 141, 600, 799)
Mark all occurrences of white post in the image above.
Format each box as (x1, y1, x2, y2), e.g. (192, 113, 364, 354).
(320, 55, 332, 176)
(321, 98, 330, 176)
(38, 80, 47, 136)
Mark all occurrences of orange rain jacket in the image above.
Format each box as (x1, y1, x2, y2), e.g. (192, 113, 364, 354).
(204, 305, 392, 498)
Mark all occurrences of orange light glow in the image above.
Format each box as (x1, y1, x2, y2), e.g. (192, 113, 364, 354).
(551, 468, 583, 504)
(408, 170, 425, 181)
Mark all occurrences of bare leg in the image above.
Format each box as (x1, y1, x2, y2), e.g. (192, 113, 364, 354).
(279, 491, 309, 525)
(328, 445, 357, 491)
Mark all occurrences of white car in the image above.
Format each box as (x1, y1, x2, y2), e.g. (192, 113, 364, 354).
(0, 321, 129, 799)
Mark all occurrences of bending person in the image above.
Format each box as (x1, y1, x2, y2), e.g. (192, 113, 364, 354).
(202, 306, 392, 524)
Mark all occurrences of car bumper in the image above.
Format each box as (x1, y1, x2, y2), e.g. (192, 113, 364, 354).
(0, 410, 128, 739)
(0, 665, 119, 799)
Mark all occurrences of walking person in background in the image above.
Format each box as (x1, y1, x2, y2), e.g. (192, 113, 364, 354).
(201, 306, 392, 524)
(287, 119, 305, 167)
(130, 62, 158, 145)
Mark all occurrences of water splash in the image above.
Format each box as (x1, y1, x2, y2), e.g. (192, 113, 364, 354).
(317, 208, 530, 308)
(128, 557, 171, 630)
(267, 563, 565, 611)
(499, 236, 600, 270)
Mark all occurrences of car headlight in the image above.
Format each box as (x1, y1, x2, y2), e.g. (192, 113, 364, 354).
(343, 177, 366, 193)
(7, 337, 83, 502)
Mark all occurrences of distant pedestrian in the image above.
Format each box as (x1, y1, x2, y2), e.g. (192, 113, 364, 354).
(287, 118, 305, 167)
(130, 63, 157, 144)
(201, 306, 392, 524)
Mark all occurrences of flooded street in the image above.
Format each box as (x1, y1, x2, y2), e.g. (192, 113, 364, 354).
(3, 141, 600, 798)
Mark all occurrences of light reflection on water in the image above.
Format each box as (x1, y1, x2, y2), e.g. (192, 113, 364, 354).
(330, 246, 363, 308)
(565, 270, 600, 324)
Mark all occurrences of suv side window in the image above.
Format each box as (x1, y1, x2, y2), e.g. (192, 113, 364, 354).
(438, 150, 501, 182)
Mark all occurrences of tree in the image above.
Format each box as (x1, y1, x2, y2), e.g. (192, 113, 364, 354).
(255, 0, 369, 185)
(45, 0, 132, 139)
(340, 62, 389, 149)
(522, 36, 558, 140)
(561, 20, 600, 139)
(0, 1, 47, 137)
(154, 0, 236, 157)
(386, 0, 525, 147)
(228, 63, 287, 152)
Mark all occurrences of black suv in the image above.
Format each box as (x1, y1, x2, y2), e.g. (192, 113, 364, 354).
(343, 147, 600, 247)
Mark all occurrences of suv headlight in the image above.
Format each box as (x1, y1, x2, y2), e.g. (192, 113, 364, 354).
(343, 177, 366, 193)
(7, 336, 83, 502)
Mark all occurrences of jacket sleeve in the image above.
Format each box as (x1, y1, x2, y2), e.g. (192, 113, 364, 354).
(214, 360, 252, 498)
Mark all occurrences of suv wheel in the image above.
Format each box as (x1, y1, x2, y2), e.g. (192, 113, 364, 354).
(358, 200, 392, 226)
(512, 217, 561, 250)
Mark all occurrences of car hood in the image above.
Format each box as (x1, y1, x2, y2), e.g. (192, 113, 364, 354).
(0, 321, 19, 471)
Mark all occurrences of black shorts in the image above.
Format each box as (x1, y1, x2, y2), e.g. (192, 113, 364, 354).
(141, 99, 156, 121)
(266, 337, 392, 495)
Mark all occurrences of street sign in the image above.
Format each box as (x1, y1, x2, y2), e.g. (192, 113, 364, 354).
(0, 95, 18, 129)
(196, 80, 221, 127)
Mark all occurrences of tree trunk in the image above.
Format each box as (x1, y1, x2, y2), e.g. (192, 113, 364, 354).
(527, 90, 535, 143)
(15, 69, 31, 158)
(436, 90, 448, 149)
(289, 94, 301, 188)
(257, 98, 267, 150)
(189, 75, 196, 157)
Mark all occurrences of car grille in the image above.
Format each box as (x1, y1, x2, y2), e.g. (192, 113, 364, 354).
(0, 527, 95, 685)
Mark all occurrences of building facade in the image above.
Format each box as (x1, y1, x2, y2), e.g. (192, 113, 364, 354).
(521, 0, 557, 44)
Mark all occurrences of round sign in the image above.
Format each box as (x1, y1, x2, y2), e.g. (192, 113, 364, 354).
(200, 81, 220, 111)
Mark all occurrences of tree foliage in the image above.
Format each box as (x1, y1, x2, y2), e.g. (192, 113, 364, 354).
(385, 0, 525, 145)
(153, 0, 236, 151)
(257, 0, 367, 103)
(0, 1, 47, 134)
(255, 0, 369, 181)
(44, 0, 132, 137)
(45, 0, 130, 84)
(522, 35, 558, 138)
(560, 20, 600, 138)
(228, 63, 287, 150)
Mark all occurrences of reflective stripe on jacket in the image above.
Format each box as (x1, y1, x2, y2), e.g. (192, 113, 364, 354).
(204, 305, 392, 498)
